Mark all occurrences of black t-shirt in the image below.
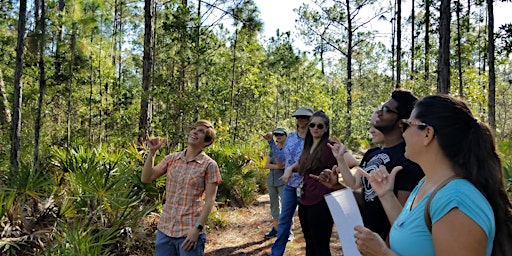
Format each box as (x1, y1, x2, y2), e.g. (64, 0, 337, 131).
(359, 141, 424, 239)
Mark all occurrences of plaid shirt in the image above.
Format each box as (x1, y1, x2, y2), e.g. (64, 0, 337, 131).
(155, 150, 221, 237)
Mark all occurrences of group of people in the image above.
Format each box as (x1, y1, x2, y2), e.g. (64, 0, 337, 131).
(141, 89, 512, 256)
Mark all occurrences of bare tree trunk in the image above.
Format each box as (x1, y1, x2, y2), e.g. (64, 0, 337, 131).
(66, 32, 76, 146)
(487, 0, 496, 130)
(396, 0, 402, 88)
(410, 0, 415, 80)
(11, 0, 27, 171)
(139, 0, 155, 141)
(456, 0, 463, 97)
(88, 32, 94, 146)
(55, 0, 65, 76)
(345, 0, 353, 138)
(391, 0, 396, 84)
(230, 29, 238, 143)
(34, 0, 47, 170)
(424, 0, 430, 86)
(437, 0, 451, 94)
(195, 0, 201, 120)
(0, 69, 10, 126)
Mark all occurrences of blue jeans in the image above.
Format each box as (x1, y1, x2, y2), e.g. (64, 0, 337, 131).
(270, 185, 298, 256)
(155, 229, 206, 256)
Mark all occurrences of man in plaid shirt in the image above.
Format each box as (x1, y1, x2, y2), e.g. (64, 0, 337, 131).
(142, 120, 222, 256)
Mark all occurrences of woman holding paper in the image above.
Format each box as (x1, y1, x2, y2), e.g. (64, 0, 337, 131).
(282, 110, 357, 255)
(354, 95, 511, 256)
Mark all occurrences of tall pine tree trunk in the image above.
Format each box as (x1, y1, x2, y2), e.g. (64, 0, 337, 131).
(487, 0, 496, 130)
(0, 69, 10, 126)
(11, 0, 27, 171)
(396, 0, 402, 88)
(139, 0, 155, 141)
(456, 0, 463, 97)
(345, 0, 353, 138)
(66, 32, 76, 146)
(424, 0, 430, 86)
(437, 0, 451, 94)
(34, 0, 47, 170)
(230, 29, 238, 143)
(410, 0, 415, 80)
(55, 0, 65, 76)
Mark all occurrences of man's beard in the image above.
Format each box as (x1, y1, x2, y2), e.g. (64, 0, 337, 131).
(374, 119, 399, 133)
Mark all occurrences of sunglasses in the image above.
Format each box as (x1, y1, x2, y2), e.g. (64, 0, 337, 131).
(380, 105, 399, 115)
(401, 119, 429, 131)
(274, 133, 286, 136)
(309, 123, 325, 129)
(295, 116, 310, 120)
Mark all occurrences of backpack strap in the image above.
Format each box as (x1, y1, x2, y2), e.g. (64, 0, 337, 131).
(424, 175, 459, 233)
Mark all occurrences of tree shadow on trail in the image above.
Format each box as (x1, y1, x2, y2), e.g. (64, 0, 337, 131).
(206, 238, 271, 255)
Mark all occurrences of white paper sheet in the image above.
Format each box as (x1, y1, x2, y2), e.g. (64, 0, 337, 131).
(325, 188, 364, 256)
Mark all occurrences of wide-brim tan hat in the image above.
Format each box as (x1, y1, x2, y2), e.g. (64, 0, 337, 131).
(292, 106, 314, 117)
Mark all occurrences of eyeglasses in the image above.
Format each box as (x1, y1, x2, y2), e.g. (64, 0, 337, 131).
(309, 123, 325, 129)
(274, 133, 285, 136)
(401, 119, 429, 131)
(380, 105, 399, 115)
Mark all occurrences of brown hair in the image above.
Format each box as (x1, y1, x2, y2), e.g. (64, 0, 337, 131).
(193, 120, 216, 146)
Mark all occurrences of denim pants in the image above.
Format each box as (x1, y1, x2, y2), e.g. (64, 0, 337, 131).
(155, 229, 206, 256)
(270, 185, 298, 256)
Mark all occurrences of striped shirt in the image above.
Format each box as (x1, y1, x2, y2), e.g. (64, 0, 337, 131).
(155, 150, 221, 237)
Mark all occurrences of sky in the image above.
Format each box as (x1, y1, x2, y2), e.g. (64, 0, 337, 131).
(254, 0, 512, 52)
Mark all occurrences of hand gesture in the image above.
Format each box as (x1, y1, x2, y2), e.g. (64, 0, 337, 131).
(310, 165, 340, 190)
(358, 165, 402, 197)
(146, 134, 167, 154)
(327, 137, 348, 160)
(354, 225, 390, 256)
(260, 132, 273, 142)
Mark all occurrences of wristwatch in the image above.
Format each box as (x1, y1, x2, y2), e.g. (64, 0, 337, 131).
(195, 223, 204, 232)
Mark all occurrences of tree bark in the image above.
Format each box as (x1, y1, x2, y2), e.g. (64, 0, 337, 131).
(396, 0, 402, 88)
(55, 0, 65, 77)
(487, 0, 496, 130)
(11, 0, 27, 171)
(34, 0, 47, 170)
(410, 0, 415, 80)
(345, 0, 353, 138)
(0, 69, 10, 126)
(424, 0, 430, 86)
(437, 0, 451, 94)
(456, 0, 463, 97)
(139, 0, 155, 141)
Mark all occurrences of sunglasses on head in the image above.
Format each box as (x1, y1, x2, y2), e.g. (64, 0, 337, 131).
(380, 105, 399, 115)
(401, 119, 429, 131)
(309, 123, 325, 129)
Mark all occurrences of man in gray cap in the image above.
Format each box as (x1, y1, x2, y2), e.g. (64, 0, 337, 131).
(262, 105, 313, 255)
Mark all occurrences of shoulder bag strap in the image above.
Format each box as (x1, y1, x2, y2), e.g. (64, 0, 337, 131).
(424, 175, 459, 233)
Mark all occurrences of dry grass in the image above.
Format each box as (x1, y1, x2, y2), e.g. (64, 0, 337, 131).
(205, 194, 344, 256)
(140, 194, 344, 255)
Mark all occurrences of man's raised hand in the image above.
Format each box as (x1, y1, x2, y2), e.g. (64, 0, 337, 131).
(146, 134, 167, 153)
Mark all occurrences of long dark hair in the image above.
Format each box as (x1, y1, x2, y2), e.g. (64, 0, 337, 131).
(297, 111, 330, 176)
(414, 95, 512, 254)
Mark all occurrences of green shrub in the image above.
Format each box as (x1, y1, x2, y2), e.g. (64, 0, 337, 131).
(208, 142, 266, 207)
